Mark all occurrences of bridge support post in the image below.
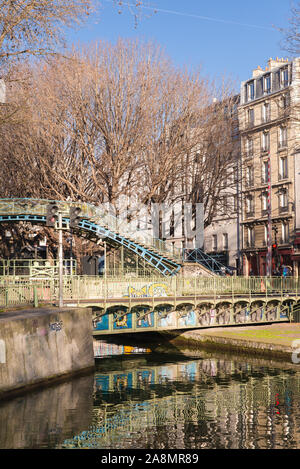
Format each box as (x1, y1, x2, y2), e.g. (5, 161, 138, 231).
(108, 309, 113, 332)
(230, 305, 234, 324)
(132, 309, 136, 331)
(33, 286, 38, 308)
(5, 287, 8, 307)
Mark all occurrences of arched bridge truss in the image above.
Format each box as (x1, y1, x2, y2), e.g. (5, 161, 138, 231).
(90, 296, 294, 335)
(0, 198, 182, 276)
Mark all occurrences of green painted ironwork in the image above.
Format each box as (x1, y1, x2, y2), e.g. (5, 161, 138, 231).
(0, 198, 182, 276)
(0, 258, 76, 278)
(0, 283, 43, 308)
(0, 275, 298, 333)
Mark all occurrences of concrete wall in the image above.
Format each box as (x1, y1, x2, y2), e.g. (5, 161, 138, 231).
(0, 307, 95, 396)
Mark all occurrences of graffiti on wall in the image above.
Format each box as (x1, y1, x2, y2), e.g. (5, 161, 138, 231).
(125, 282, 169, 298)
(93, 312, 109, 331)
(49, 320, 63, 332)
(113, 311, 132, 330)
(178, 309, 196, 327)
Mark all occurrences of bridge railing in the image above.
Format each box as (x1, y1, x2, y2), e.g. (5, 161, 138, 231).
(0, 259, 76, 277)
(0, 275, 298, 303)
(0, 283, 39, 308)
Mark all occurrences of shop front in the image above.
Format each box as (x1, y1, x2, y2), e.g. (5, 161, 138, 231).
(243, 247, 293, 276)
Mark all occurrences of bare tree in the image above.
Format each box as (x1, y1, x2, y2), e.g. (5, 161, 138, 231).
(0, 0, 150, 62)
(280, 1, 300, 55)
(2, 40, 172, 208)
(185, 93, 240, 228)
(0, 39, 239, 242)
(0, 0, 95, 61)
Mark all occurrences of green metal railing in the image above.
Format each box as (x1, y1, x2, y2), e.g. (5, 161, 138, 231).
(0, 283, 39, 308)
(0, 259, 76, 278)
(0, 275, 299, 305)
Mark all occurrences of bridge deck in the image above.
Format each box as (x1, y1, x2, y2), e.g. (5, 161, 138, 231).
(0, 275, 298, 335)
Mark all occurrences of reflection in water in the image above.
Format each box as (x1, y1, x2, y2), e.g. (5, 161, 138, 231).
(93, 340, 151, 358)
(0, 374, 94, 449)
(1, 342, 300, 449)
(62, 357, 300, 450)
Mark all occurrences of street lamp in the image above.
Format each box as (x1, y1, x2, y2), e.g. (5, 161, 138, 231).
(272, 225, 280, 272)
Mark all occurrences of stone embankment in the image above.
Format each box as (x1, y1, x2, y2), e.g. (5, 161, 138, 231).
(0, 307, 95, 398)
(166, 323, 300, 363)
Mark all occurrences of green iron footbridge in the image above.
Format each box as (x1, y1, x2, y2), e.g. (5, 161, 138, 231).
(0, 198, 184, 276)
(0, 275, 299, 335)
(0, 198, 230, 276)
(0, 198, 298, 337)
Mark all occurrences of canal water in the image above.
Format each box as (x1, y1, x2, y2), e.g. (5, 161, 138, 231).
(1, 335, 300, 450)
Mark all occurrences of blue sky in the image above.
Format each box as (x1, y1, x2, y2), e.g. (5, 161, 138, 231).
(65, 0, 295, 92)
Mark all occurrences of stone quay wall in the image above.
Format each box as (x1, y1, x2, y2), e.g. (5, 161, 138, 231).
(0, 307, 95, 397)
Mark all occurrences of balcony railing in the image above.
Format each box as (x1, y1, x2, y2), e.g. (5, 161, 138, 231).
(261, 115, 271, 124)
(278, 140, 288, 149)
(279, 205, 289, 214)
(261, 146, 270, 153)
(244, 121, 255, 130)
(245, 240, 255, 248)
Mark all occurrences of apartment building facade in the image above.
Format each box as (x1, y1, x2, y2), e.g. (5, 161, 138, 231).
(239, 57, 300, 276)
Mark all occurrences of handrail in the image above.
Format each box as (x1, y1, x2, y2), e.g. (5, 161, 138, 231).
(0, 198, 182, 263)
(0, 275, 298, 300)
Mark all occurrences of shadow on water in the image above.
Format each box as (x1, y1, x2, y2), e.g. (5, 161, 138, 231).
(0, 373, 95, 449)
(93, 329, 300, 371)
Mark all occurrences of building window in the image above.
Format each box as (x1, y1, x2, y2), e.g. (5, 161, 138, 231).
(245, 195, 254, 216)
(281, 222, 289, 243)
(262, 102, 270, 123)
(233, 164, 238, 183)
(264, 74, 271, 94)
(248, 81, 255, 101)
(246, 137, 253, 157)
(279, 156, 288, 180)
(262, 160, 269, 183)
(246, 165, 254, 187)
(279, 189, 288, 213)
(170, 210, 174, 237)
(281, 67, 289, 88)
(262, 131, 270, 152)
(264, 225, 268, 245)
(223, 233, 228, 250)
(248, 108, 254, 126)
(233, 195, 238, 212)
(281, 93, 289, 109)
(212, 234, 218, 251)
(262, 192, 268, 215)
(279, 126, 287, 148)
(247, 227, 254, 247)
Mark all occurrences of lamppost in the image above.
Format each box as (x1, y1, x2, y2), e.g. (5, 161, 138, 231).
(272, 225, 279, 273)
(46, 203, 63, 307)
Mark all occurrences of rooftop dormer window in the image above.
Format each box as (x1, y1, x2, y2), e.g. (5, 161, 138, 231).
(264, 74, 271, 94)
(247, 81, 255, 101)
(281, 66, 289, 88)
